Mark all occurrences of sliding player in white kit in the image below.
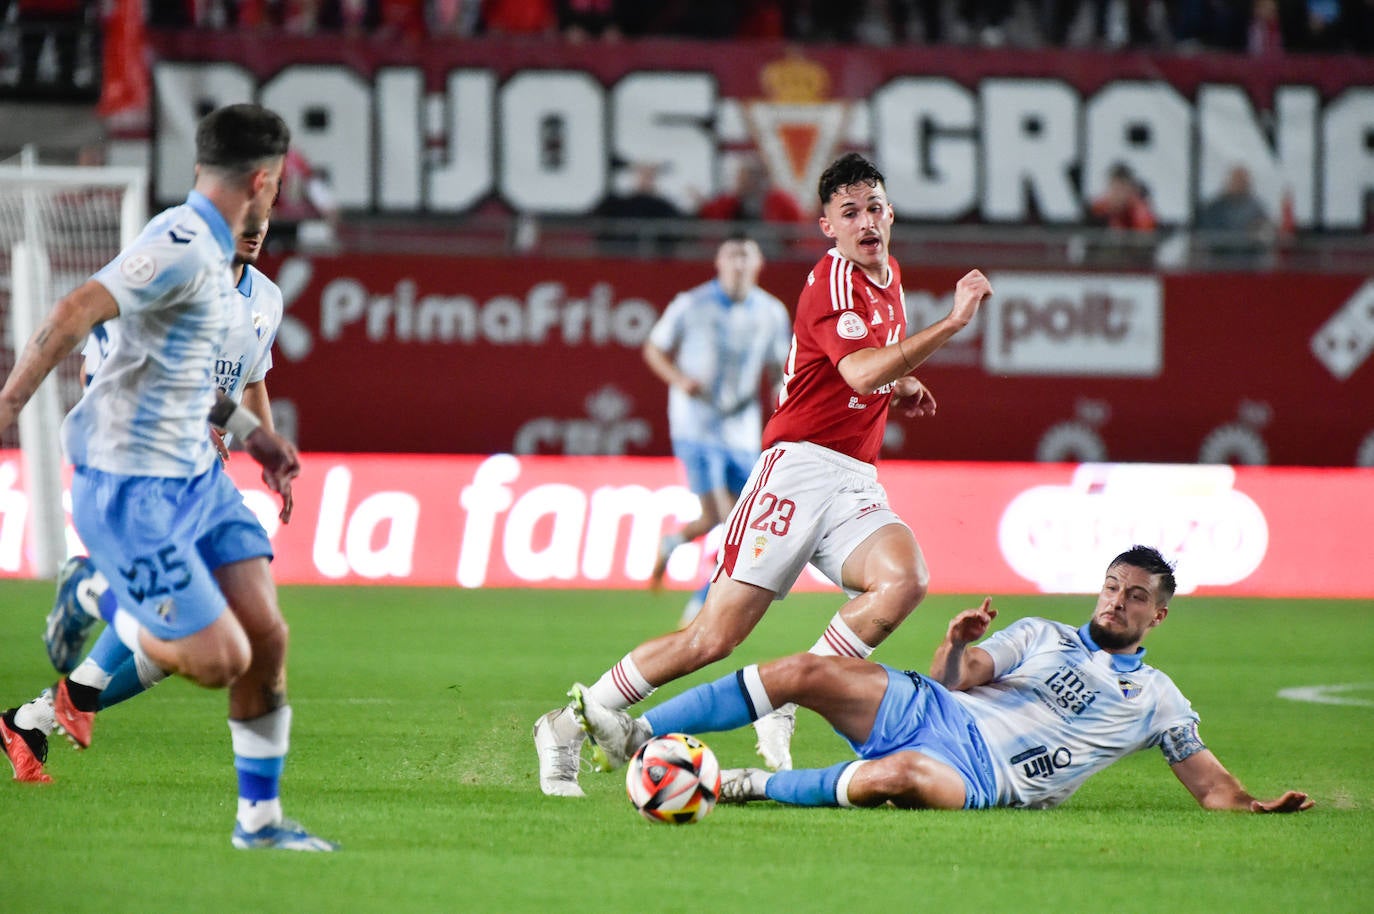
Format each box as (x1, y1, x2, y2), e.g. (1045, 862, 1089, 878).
(535, 152, 994, 796)
(35, 213, 287, 759)
(0, 104, 334, 850)
(574, 546, 1313, 815)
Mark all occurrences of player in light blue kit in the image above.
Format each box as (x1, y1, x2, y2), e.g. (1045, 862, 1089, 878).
(573, 546, 1312, 814)
(643, 235, 791, 624)
(34, 212, 288, 757)
(0, 104, 336, 849)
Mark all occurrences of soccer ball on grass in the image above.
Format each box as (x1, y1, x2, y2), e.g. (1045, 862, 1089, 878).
(625, 733, 721, 824)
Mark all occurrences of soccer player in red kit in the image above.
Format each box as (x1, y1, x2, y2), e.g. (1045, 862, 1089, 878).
(535, 152, 993, 796)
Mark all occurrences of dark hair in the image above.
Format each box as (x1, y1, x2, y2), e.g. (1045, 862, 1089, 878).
(818, 152, 885, 207)
(196, 104, 291, 176)
(1108, 545, 1177, 603)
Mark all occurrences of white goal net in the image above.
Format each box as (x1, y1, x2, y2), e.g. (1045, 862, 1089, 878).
(0, 150, 146, 577)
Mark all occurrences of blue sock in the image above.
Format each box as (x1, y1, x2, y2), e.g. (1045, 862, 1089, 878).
(87, 626, 131, 673)
(644, 670, 757, 736)
(95, 588, 119, 624)
(764, 762, 851, 807)
(99, 656, 147, 709)
(235, 755, 284, 802)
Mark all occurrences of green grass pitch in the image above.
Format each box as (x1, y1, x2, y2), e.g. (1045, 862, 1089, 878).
(2, 580, 1370, 913)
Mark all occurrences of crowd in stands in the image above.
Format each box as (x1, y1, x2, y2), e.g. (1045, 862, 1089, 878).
(134, 0, 1374, 54)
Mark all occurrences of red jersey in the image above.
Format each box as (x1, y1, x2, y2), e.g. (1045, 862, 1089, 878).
(762, 249, 907, 464)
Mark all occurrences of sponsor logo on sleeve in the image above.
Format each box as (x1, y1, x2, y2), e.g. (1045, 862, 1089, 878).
(836, 311, 867, 340)
(120, 254, 156, 284)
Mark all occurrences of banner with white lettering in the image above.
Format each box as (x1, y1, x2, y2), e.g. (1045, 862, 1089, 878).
(145, 34, 1374, 229)
(0, 452, 1368, 597)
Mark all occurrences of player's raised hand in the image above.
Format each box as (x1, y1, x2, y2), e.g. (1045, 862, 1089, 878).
(949, 269, 993, 329)
(947, 597, 997, 645)
(243, 427, 300, 523)
(1251, 791, 1314, 813)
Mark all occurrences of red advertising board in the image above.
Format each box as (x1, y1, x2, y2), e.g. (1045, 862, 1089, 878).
(258, 253, 1374, 467)
(1, 450, 1369, 598)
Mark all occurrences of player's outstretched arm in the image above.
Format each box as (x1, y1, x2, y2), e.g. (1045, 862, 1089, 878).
(1170, 748, 1313, 813)
(929, 598, 997, 691)
(0, 280, 117, 433)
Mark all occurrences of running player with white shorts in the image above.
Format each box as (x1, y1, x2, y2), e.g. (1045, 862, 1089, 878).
(573, 546, 1313, 815)
(0, 104, 334, 850)
(535, 152, 993, 796)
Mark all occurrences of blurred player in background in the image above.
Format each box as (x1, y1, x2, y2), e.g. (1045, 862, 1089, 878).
(33, 211, 286, 762)
(643, 234, 791, 626)
(535, 152, 992, 796)
(0, 104, 334, 851)
(574, 546, 1314, 815)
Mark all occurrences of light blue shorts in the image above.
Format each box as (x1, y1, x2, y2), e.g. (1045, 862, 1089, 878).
(672, 439, 755, 497)
(71, 462, 273, 641)
(843, 665, 999, 809)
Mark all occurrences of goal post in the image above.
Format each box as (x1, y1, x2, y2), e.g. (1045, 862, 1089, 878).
(0, 152, 147, 578)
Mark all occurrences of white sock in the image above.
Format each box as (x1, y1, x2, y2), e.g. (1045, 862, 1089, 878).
(135, 651, 169, 689)
(811, 613, 875, 659)
(14, 694, 57, 735)
(110, 609, 142, 652)
(70, 657, 114, 691)
(835, 760, 869, 808)
(237, 797, 282, 832)
(739, 664, 776, 717)
(586, 653, 655, 711)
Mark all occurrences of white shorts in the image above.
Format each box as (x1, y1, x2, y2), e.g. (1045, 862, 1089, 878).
(717, 441, 908, 599)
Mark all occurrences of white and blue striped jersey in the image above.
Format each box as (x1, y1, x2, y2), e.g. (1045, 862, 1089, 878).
(951, 617, 1199, 809)
(647, 279, 791, 453)
(84, 265, 282, 406)
(61, 191, 237, 478)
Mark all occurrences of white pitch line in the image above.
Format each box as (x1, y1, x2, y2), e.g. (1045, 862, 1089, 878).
(1277, 683, 1374, 708)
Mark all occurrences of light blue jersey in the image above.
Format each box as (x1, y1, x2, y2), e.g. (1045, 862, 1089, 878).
(648, 279, 791, 454)
(84, 263, 283, 447)
(62, 191, 237, 478)
(952, 618, 1200, 809)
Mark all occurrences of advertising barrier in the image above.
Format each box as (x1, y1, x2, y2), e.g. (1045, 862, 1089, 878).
(1, 450, 1368, 598)
(259, 255, 1374, 467)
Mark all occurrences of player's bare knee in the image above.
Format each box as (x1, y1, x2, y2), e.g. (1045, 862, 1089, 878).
(680, 626, 741, 667)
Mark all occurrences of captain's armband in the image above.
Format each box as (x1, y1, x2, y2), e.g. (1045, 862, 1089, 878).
(208, 392, 261, 441)
(1160, 721, 1206, 764)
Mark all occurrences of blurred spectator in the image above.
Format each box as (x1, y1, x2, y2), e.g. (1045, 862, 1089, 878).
(592, 161, 684, 256)
(1296, 0, 1344, 48)
(1172, 0, 1248, 50)
(1090, 163, 1156, 231)
(698, 156, 807, 225)
(483, 0, 556, 34)
(1195, 164, 1275, 267)
(1087, 162, 1155, 265)
(558, 0, 622, 41)
(376, 0, 424, 39)
(272, 147, 341, 250)
(1247, 0, 1283, 53)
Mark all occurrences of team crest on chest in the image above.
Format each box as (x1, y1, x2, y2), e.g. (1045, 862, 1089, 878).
(252, 310, 269, 339)
(1118, 678, 1142, 699)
